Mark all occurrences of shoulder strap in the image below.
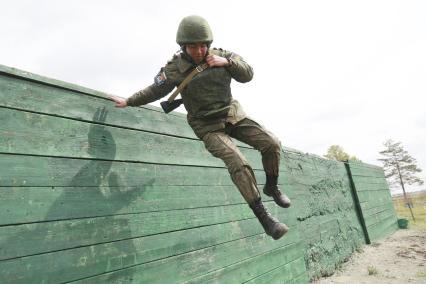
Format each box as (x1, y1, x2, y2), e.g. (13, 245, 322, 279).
(167, 63, 209, 103)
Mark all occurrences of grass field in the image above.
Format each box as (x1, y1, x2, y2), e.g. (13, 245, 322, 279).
(392, 190, 426, 231)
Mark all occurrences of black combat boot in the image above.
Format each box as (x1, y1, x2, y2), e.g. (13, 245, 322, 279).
(250, 199, 288, 240)
(263, 175, 291, 208)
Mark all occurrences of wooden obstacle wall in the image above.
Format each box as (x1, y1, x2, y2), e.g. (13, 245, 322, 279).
(0, 64, 397, 283)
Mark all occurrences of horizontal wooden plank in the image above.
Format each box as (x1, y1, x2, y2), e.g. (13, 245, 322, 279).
(0, 201, 296, 261)
(0, 64, 113, 103)
(351, 176, 389, 186)
(350, 171, 386, 179)
(357, 190, 393, 203)
(357, 188, 392, 201)
(0, 107, 290, 171)
(370, 221, 398, 242)
(0, 153, 270, 187)
(362, 203, 395, 218)
(291, 270, 310, 284)
(288, 257, 309, 283)
(348, 160, 383, 171)
(355, 186, 391, 193)
(299, 213, 363, 248)
(0, 107, 232, 166)
(70, 230, 302, 284)
(245, 260, 293, 284)
(0, 63, 185, 116)
(0, 67, 298, 153)
(183, 242, 305, 284)
(0, 184, 289, 225)
(0, 72, 196, 138)
(364, 208, 397, 228)
(0, 213, 297, 284)
(367, 214, 398, 242)
(245, 257, 308, 284)
(351, 172, 386, 179)
(366, 212, 397, 231)
(351, 174, 388, 183)
(284, 159, 348, 178)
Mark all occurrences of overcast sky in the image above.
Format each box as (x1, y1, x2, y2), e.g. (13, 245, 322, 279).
(1, 0, 425, 194)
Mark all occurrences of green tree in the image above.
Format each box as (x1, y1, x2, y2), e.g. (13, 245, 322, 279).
(378, 139, 424, 221)
(324, 145, 360, 162)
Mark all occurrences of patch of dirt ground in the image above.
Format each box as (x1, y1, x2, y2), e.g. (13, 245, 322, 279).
(312, 229, 426, 284)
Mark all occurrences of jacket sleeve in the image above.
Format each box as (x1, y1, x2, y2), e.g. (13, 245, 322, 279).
(224, 50, 254, 83)
(126, 68, 176, 107)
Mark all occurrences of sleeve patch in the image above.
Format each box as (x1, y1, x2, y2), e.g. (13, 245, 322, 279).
(154, 68, 167, 86)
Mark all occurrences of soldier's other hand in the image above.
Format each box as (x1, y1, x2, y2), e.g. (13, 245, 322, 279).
(206, 55, 229, 68)
(108, 95, 128, 108)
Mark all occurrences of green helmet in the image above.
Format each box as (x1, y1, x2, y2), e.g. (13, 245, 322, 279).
(176, 15, 213, 45)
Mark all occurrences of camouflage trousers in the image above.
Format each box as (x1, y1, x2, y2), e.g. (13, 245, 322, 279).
(201, 118, 281, 205)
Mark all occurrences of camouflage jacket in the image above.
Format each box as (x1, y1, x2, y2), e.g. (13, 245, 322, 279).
(126, 48, 253, 138)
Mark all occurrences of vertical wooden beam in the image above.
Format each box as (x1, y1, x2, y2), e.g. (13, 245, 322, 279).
(344, 161, 371, 244)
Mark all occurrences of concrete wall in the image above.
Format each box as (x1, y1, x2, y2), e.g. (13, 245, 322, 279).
(0, 64, 397, 283)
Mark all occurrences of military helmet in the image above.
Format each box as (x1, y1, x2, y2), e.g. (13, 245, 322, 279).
(176, 15, 213, 45)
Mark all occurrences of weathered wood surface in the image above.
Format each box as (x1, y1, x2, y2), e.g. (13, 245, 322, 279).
(283, 151, 365, 279)
(0, 64, 398, 283)
(0, 64, 309, 283)
(348, 160, 398, 243)
(1, 209, 299, 283)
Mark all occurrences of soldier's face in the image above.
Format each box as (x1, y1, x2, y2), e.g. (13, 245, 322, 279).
(185, 43, 208, 64)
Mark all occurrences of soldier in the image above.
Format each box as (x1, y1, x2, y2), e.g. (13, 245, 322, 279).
(109, 15, 291, 240)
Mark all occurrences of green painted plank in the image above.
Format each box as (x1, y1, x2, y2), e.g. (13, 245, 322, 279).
(0, 108, 289, 171)
(355, 186, 391, 193)
(0, 64, 115, 103)
(364, 208, 398, 228)
(0, 183, 297, 226)
(362, 203, 395, 218)
(369, 221, 398, 242)
(359, 196, 394, 210)
(0, 215, 297, 284)
(70, 230, 302, 284)
(350, 170, 386, 179)
(184, 242, 304, 284)
(0, 65, 299, 152)
(0, 153, 269, 187)
(0, 73, 196, 138)
(0, 64, 182, 117)
(288, 257, 309, 282)
(348, 160, 383, 170)
(349, 164, 384, 173)
(0, 107, 243, 167)
(0, 201, 296, 260)
(351, 175, 388, 183)
(351, 175, 388, 184)
(358, 190, 392, 204)
(0, 184, 283, 225)
(351, 173, 386, 180)
(351, 172, 386, 179)
(367, 214, 398, 242)
(281, 155, 347, 179)
(283, 163, 348, 179)
(290, 270, 310, 284)
(245, 261, 294, 284)
(245, 257, 308, 284)
(366, 212, 397, 231)
(351, 179, 389, 189)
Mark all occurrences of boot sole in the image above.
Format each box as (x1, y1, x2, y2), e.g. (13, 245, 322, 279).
(271, 225, 289, 240)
